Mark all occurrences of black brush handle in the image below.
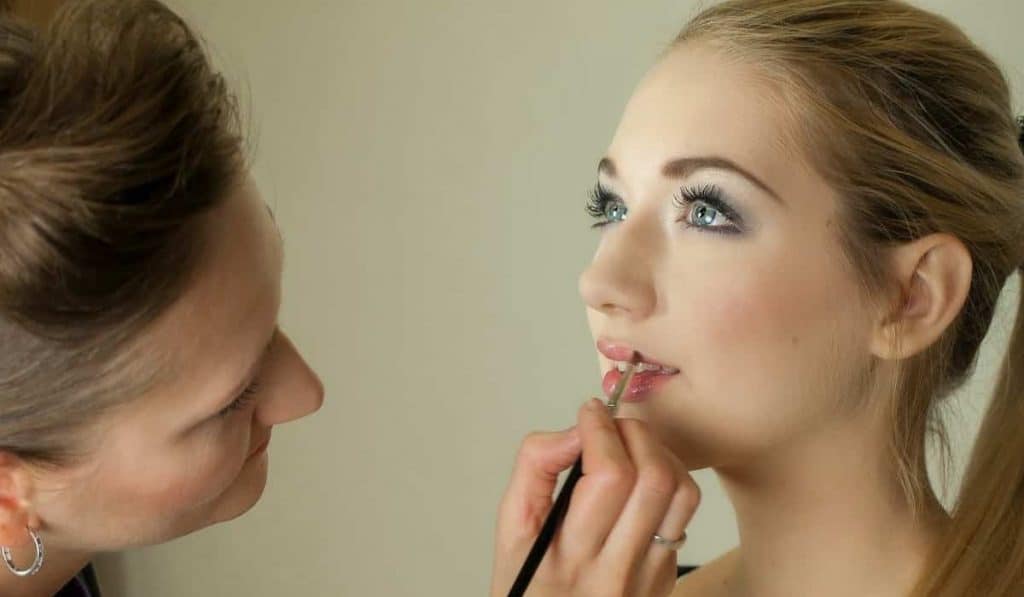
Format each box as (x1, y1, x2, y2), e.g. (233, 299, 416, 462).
(507, 454, 584, 597)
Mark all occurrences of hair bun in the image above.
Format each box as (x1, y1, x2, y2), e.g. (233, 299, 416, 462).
(0, 19, 36, 120)
(0, 0, 241, 341)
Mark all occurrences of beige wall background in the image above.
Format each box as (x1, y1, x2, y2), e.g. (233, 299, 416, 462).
(92, 1, 1023, 595)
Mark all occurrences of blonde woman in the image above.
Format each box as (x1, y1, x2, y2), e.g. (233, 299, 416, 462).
(0, 1, 323, 595)
(492, 1, 1024, 595)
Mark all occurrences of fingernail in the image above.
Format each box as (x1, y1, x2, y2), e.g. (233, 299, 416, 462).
(587, 397, 604, 411)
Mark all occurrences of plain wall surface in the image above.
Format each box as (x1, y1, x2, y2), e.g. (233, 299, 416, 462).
(93, 1, 1024, 595)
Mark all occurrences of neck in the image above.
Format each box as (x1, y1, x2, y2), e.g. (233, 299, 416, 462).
(0, 543, 93, 597)
(714, 409, 950, 597)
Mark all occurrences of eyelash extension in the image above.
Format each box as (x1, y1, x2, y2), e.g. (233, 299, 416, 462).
(218, 381, 261, 418)
(585, 183, 623, 229)
(673, 183, 745, 234)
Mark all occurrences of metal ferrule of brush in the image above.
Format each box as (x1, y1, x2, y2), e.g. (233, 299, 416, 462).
(606, 360, 638, 416)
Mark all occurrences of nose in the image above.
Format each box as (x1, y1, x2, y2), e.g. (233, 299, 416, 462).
(578, 217, 658, 320)
(255, 331, 325, 426)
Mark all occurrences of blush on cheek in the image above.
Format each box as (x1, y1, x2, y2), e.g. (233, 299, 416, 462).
(697, 258, 842, 357)
(693, 276, 783, 349)
(677, 272, 839, 426)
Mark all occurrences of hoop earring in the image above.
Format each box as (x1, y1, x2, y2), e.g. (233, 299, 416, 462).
(1, 527, 44, 577)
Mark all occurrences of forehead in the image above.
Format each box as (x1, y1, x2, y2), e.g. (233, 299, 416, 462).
(144, 176, 283, 396)
(605, 42, 802, 187)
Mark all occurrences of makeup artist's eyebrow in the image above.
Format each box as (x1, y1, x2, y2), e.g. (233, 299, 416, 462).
(598, 156, 785, 205)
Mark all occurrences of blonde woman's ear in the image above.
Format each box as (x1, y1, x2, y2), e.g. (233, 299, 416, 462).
(869, 233, 973, 360)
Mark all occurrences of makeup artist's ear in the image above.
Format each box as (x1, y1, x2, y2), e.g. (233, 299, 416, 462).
(869, 233, 972, 360)
(0, 453, 38, 548)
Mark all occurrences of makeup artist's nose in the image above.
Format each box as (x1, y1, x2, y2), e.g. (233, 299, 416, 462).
(256, 331, 325, 426)
(578, 219, 657, 320)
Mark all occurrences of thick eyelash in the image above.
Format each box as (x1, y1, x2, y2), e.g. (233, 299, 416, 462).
(585, 183, 622, 229)
(673, 183, 744, 234)
(586, 182, 745, 233)
(218, 381, 260, 418)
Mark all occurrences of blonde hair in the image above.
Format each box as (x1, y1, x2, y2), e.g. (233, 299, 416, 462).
(676, 1, 1024, 594)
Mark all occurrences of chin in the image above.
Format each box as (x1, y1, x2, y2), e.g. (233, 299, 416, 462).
(208, 453, 270, 525)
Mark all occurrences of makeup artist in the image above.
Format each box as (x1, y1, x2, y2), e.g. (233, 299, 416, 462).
(0, 1, 323, 595)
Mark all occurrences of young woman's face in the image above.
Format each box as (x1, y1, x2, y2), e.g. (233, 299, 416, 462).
(32, 174, 324, 550)
(580, 43, 878, 469)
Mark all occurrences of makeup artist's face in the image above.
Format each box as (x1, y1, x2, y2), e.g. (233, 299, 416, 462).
(28, 174, 324, 550)
(579, 43, 876, 468)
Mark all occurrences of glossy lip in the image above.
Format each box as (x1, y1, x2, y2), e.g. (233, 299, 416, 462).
(596, 338, 679, 372)
(597, 339, 679, 402)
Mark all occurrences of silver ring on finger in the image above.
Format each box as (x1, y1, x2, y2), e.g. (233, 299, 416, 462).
(652, 531, 687, 551)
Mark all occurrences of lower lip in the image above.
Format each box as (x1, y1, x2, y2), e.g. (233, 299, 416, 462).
(247, 439, 270, 460)
(602, 368, 677, 402)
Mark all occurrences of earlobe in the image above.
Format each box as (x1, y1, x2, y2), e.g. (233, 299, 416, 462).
(869, 234, 972, 360)
(0, 454, 35, 548)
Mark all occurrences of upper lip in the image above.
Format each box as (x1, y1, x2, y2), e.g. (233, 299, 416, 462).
(597, 338, 679, 373)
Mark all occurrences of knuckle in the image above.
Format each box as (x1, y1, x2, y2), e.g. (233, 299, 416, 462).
(637, 461, 677, 497)
(677, 477, 702, 511)
(592, 460, 636, 491)
(550, 561, 583, 589)
(516, 431, 548, 464)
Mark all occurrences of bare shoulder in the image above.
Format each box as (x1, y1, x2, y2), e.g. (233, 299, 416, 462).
(672, 548, 740, 597)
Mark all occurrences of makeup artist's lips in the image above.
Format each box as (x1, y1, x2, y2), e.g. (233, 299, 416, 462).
(598, 339, 679, 403)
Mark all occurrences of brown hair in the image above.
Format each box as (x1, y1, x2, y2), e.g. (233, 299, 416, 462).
(0, 0, 242, 464)
(676, 1, 1024, 594)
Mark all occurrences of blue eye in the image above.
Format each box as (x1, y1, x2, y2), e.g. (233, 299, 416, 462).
(692, 203, 720, 226)
(586, 184, 628, 228)
(603, 199, 628, 223)
(675, 184, 744, 235)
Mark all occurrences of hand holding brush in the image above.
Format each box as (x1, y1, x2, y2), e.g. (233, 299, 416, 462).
(490, 354, 701, 597)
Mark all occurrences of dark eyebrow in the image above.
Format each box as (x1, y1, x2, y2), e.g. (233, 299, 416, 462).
(598, 157, 617, 177)
(598, 156, 784, 205)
